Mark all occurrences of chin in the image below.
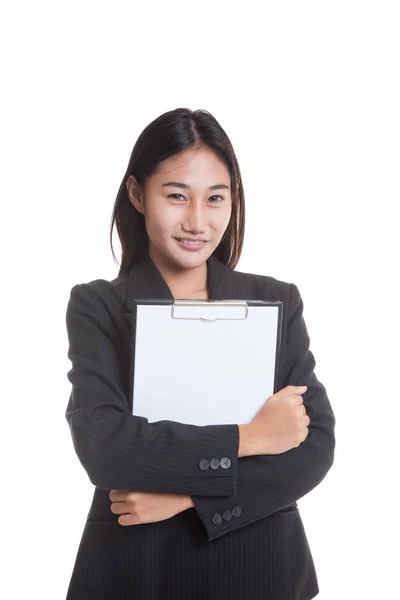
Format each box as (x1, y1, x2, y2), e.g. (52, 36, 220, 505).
(170, 247, 212, 269)
(172, 255, 206, 270)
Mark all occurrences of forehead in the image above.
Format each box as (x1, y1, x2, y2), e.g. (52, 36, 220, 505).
(153, 148, 230, 184)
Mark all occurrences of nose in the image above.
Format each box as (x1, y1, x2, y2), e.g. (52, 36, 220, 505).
(182, 201, 206, 234)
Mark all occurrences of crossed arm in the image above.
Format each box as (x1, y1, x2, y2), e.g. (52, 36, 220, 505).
(65, 280, 335, 542)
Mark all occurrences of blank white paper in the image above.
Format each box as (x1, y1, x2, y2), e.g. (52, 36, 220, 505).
(131, 301, 281, 426)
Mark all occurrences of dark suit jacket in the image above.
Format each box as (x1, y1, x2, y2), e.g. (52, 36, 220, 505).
(65, 252, 335, 600)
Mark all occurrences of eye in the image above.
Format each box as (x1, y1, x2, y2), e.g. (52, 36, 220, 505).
(168, 194, 224, 203)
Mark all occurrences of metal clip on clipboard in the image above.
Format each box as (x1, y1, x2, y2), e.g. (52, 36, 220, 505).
(171, 300, 249, 321)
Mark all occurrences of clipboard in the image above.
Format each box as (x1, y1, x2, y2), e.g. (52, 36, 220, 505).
(129, 299, 283, 426)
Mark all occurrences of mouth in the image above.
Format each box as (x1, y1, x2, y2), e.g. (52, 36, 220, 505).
(175, 238, 208, 243)
(174, 238, 208, 250)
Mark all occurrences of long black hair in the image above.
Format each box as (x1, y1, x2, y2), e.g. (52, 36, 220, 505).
(110, 107, 246, 275)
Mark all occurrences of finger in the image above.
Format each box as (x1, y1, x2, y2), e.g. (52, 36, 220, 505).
(287, 385, 307, 395)
(272, 385, 306, 400)
(293, 394, 304, 406)
(109, 490, 129, 502)
(110, 502, 131, 515)
(118, 513, 140, 526)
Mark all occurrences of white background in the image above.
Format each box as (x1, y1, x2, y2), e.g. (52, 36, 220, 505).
(1, 1, 399, 598)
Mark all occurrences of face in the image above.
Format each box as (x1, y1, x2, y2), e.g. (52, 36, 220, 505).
(126, 146, 233, 273)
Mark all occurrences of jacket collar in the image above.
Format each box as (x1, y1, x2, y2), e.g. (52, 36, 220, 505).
(125, 252, 247, 309)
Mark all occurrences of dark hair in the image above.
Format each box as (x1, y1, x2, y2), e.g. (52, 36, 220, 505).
(110, 107, 246, 275)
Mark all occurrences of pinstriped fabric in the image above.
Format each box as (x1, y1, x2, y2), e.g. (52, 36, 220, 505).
(64, 253, 334, 599)
(66, 509, 318, 599)
(65, 277, 240, 496)
(191, 279, 335, 542)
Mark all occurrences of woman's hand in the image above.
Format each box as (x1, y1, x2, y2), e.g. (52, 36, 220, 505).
(109, 490, 194, 526)
(249, 385, 311, 455)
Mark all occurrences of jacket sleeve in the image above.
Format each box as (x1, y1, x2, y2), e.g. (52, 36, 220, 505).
(191, 282, 336, 541)
(65, 281, 240, 495)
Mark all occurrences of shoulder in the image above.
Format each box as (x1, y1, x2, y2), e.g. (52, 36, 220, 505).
(230, 266, 305, 325)
(66, 271, 129, 325)
(232, 265, 298, 303)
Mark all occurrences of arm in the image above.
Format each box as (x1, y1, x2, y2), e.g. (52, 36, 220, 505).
(191, 282, 336, 541)
(65, 281, 240, 495)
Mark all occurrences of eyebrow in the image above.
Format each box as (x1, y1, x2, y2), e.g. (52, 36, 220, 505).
(161, 181, 230, 191)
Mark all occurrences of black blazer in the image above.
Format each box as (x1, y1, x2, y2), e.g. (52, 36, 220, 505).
(65, 252, 335, 600)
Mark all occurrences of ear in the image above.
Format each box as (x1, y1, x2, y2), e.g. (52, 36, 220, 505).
(126, 175, 145, 214)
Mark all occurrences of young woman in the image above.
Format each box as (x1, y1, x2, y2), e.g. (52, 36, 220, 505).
(65, 107, 336, 599)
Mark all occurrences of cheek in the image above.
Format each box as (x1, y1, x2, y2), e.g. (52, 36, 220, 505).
(217, 206, 233, 229)
(145, 207, 175, 238)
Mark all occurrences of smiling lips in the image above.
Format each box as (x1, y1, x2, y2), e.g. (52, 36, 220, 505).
(176, 238, 207, 243)
(175, 238, 208, 250)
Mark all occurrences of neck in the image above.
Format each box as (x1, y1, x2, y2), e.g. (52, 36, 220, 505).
(149, 249, 209, 299)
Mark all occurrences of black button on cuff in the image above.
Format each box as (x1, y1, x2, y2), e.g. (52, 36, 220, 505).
(222, 509, 232, 522)
(198, 459, 210, 470)
(232, 505, 242, 517)
(212, 513, 223, 525)
(210, 458, 220, 469)
(220, 457, 232, 469)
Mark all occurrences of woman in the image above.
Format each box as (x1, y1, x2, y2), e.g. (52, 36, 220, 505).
(65, 107, 335, 599)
